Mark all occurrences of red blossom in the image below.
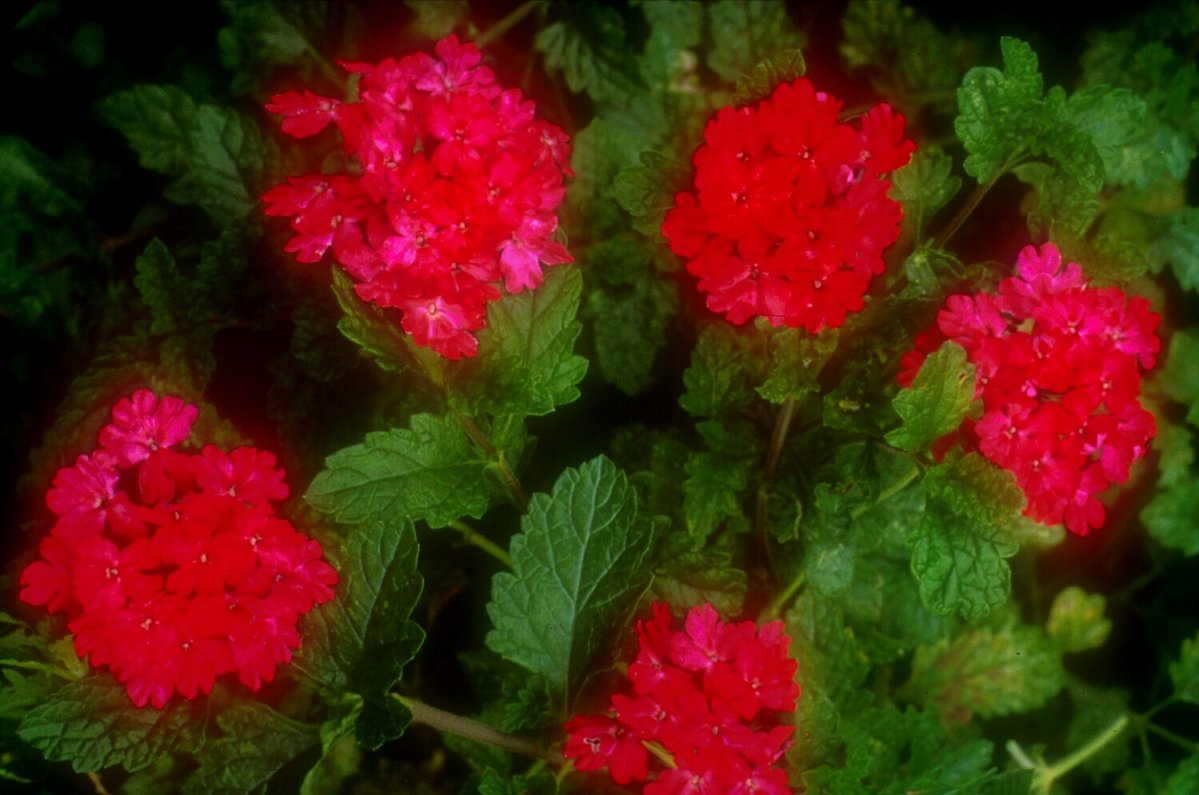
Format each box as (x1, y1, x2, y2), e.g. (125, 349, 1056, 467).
(19, 389, 338, 708)
(900, 242, 1160, 535)
(663, 77, 913, 332)
(564, 602, 800, 792)
(264, 35, 573, 359)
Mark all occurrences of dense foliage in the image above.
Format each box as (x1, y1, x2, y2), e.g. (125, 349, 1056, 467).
(3, 2, 1199, 793)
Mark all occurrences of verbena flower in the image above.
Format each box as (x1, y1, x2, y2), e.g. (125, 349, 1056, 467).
(662, 78, 914, 332)
(899, 242, 1161, 535)
(564, 602, 799, 792)
(20, 389, 338, 708)
(263, 35, 573, 360)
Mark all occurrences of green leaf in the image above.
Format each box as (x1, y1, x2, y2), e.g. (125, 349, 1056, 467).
(1142, 479, 1199, 557)
(17, 675, 203, 773)
(294, 520, 424, 748)
(1046, 586, 1112, 652)
(1067, 682, 1132, 778)
(886, 342, 975, 452)
(1170, 631, 1199, 704)
(613, 150, 689, 236)
(1156, 208, 1199, 294)
(733, 48, 806, 105)
(404, 0, 470, 39)
(453, 266, 588, 417)
(890, 147, 961, 242)
(683, 450, 751, 539)
(706, 0, 805, 84)
(1156, 422, 1195, 490)
(535, 4, 644, 106)
(1065, 85, 1195, 189)
(1166, 755, 1199, 795)
(183, 702, 318, 795)
(306, 413, 490, 529)
(651, 548, 749, 617)
(330, 268, 410, 374)
(218, 0, 336, 96)
(679, 325, 755, 418)
(907, 623, 1065, 723)
(1159, 328, 1199, 412)
(133, 238, 218, 388)
(909, 454, 1026, 620)
(99, 85, 269, 225)
(487, 456, 659, 709)
(956, 37, 1045, 183)
(756, 326, 838, 404)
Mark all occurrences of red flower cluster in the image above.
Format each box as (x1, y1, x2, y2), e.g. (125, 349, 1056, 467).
(564, 602, 799, 793)
(263, 35, 573, 359)
(899, 243, 1160, 535)
(20, 389, 338, 708)
(662, 78, 914, 332)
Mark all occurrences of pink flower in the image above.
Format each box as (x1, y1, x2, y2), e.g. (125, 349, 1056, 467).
(99, 388, 198, 466)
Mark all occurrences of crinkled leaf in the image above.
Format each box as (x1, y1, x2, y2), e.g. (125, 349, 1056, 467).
(1066, 85, 1195, 189)
(17, 674, 203, 773)
(683, 450, 751, 539)
(613, 150, 689, 236)
(706, 0, 804, 84)
(890, 146, 961, 242)
(330, 267, 410, 374)
(99, 85, 269, 225)
(535, 4, 644, 106)
(1156, 208, 1199, 294)
(134, 238, 219, 388)
(909, 500, 1015, 621)
(886, 342, 975, 452)
(756, 327, 838, 404)
(1170, 632, 1199, 704)
(907, 623, 1065, 724)
(1047, 586, 1111, 652)
(182, 702, 318, 795)
(306, 412, 489, 529)
(293, 520, 424, 748)
(956, 37, 1045, 183)
(923, 451, 1027, 527)
(733, 48, 806, 105)
(218, 0, 337, 96)
(486, 456, 659, 709)
(453, 266, 587, 417)
(651, 548, 749, 617)
(680, 325, 755, 418)
(1142, 479, 1199, 557)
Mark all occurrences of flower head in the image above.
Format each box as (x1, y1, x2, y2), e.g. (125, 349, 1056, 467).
(564, 602, 799, 791)
(264, 35, 573, 359)
(899, 243, 1160, 535)
(663, 77, 913, 332)
(20, 389, 338, 708)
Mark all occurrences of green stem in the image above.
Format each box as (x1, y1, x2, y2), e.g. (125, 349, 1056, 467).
(850, 463, 921, 520)
(1146, 722, 1199, 753)
(476, 0, 541, 48)
(760, 571, 805, 622)
(455, 410, 531, 510)
(930, 175, 997, 251)
(1032, 714, 1129, 794)
(449, 520, 514, 568)
(395, 695, 559, 764)
(756, 395, 798, 583)
(643, 740, 677, 769)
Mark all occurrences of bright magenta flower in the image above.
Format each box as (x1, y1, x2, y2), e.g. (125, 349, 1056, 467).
(20, 388, 338, 708)
(263, 35, 573, 360)
(663, 77, 913, 332)
(563, 602, 799, 791)
(899, 242, 1161, 535)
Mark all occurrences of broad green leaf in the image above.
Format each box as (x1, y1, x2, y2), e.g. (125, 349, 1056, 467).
(1142, 479, 1199, 557)
(1158, 328, 1199, 417)
(1170, 632, 1199, 704)
(907, 623, 1065, 723)
(923, 451, 1026, 526)
(299, 698, 362, 795)
(890, 147, 961, 242)
(886, 342, 975, 452)
(909, 500, 1015, 621)
(218, 0, 336, 96)
(639, 0, 703, 50)
(453, 266, 587, 417)
(535, 4, 644, 106)
(1066, 85, 1195, 189)
(134, 239, 217, 388)
(293, 520, 424, 748)
(1156, 422, 1195, 490)
(756, 326, 838, 404)
(1046, 586, 1111, 652)
(182, 702, 318, 795)
(1166, 755, 1199, 795)
(330, 268, 410, 374)
(706, 0, 805, 84)
(1156, 208, 1199, 294)
(487, 456, 659, 709)
(733, 48, 806, 105)
(1067, 682, 1132, 778)
(956, 37, 1045, 183)
(683, 450, 751, 539)
(613, 150, 689, 236)
(17, 675, 202, 773)
(306, 412, 490, 529)
(404, 0, 470, 39)
(651, 548, 749, 617)
(679, 325, 755, 418)
(99, 85, 269, 225)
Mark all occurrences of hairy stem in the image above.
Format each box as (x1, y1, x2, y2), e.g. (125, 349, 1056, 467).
(476, 0, 541, 48)
(455, 411, 531, 510)
(1146, 722, 1199, 753)
(1032, 714, 1129, 794)
(449, 520, 514, 568)
(756, 395, 798, 584)
(395, 695, 559, 763)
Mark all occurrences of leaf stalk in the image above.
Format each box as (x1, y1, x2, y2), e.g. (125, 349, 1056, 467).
(394, 694, 560, 764)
